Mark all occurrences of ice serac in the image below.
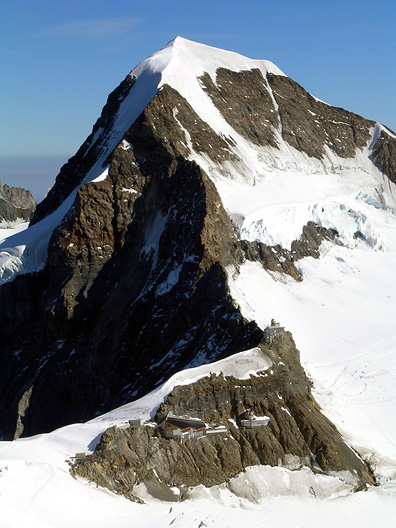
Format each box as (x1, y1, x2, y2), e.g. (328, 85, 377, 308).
(0, 38, 394, 492)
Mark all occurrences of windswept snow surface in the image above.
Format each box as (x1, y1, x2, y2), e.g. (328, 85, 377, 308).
(227, 203, 396, 484)
(195, 126, 396, 251)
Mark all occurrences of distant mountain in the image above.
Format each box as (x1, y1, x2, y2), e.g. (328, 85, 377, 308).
(0, 38, 395, 491)
(0, 178, 36, 224)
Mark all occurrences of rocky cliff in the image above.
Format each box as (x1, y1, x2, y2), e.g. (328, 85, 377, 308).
(0, 179, 36, 223)
(0, 149, 262, 439)
(71, 333, 375, 500)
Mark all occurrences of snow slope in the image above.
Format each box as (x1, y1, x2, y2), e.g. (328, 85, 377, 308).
(1, 219, 395, 526)
(227, 206, 396, 483)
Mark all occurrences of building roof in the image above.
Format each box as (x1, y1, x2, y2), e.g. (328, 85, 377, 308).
(165, 415, 206, 431)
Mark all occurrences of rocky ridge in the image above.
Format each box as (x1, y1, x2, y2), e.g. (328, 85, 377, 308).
(71, 332, 375, 501)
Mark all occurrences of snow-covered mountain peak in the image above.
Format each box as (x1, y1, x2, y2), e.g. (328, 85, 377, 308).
(129, 36, 177, 79)
(164, 36, 285, 82)
(1, 38, 395, 285)
(130, 36, 285, 86)
(1, 38, 396, 525)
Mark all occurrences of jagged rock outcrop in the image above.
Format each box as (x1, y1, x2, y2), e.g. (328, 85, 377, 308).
(71, 333, 375, 500)
(0, 179, 36, 223)
(370, 129, 396, 184)
(240, 222, 340, 280)
(154, 332, 373, 480)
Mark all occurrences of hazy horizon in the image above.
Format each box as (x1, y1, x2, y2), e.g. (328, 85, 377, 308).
(0, 154, 70, 202)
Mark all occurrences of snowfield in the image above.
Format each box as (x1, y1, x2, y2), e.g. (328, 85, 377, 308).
(0, 37, 395, 526)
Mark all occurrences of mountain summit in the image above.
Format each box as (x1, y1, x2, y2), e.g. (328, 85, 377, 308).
(0, 38, 395, 493)
(3, 37, 395, 281)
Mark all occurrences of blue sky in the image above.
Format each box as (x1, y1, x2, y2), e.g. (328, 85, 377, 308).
(1, 0, 395, 199)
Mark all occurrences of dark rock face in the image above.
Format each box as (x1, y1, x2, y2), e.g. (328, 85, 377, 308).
(290, 222, 339, 259)
(199, 68, 279, 148)
(0, 179, 36, 222)
(71, 333, 375, 500)
(0, 137, 260, 440)
(267, 74, 374, 160)
(240, 239, 301, 280)
(125, 83, 238, 166)
(370, 129, 396, 184)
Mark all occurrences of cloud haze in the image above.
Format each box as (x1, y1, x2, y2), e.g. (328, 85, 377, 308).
(35, 18, 141, 40)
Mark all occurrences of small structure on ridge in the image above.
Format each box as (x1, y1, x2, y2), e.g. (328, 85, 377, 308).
(263, 318, 284, 344)
(158, 414, 206, 442)
(239, 410, 270, 428)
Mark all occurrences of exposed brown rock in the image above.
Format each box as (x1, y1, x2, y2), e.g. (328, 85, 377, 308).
(240, 221, 340, 280)
(0, 179, 36, 223)
(199, 68, 279, 148)
(240, 239, 301, 280)
(13, 385, 33, 440)
(290, 222, 339, 258)
(71, 334, 375, 500)
(370, 129, 396, 184)
(0, 199, 33, 223)
(267, 73, 374, 159)
(0, 179, 36, 210)
(125, 83, 238, 168)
